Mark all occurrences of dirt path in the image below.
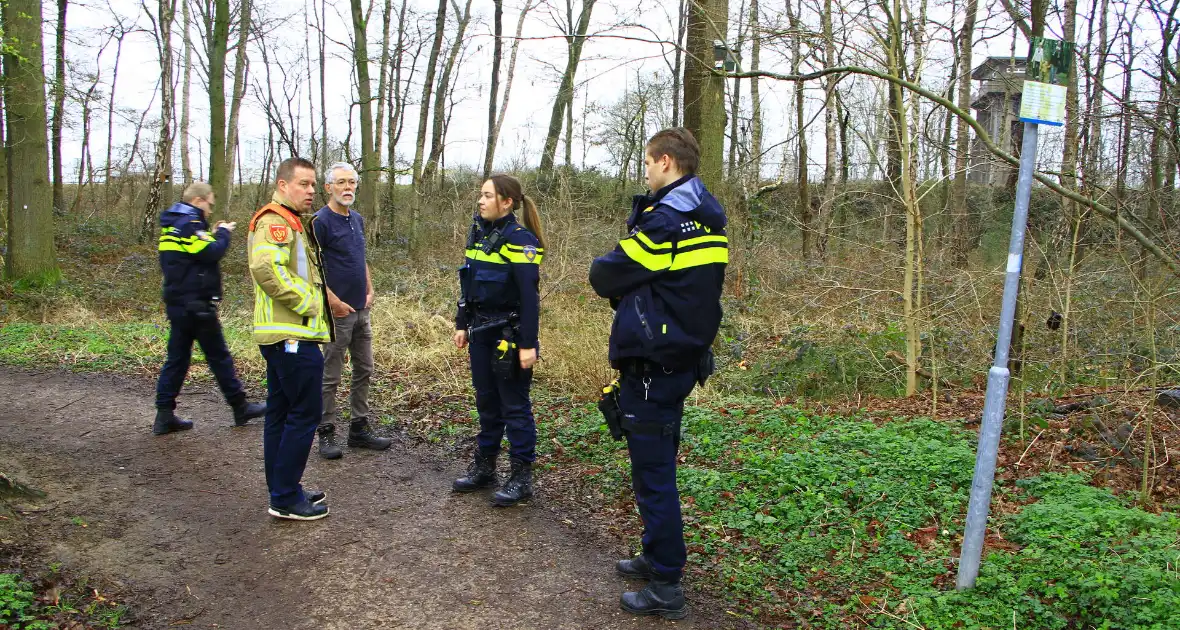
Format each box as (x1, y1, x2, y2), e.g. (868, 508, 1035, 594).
(0, 367, 749, 629)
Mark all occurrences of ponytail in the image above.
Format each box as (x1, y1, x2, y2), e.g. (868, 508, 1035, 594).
(519, 194, 546, 250)
(488, 173, 546, 250)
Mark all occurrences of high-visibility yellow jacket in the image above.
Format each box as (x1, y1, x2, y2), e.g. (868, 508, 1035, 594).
(247, 196, 333, 345)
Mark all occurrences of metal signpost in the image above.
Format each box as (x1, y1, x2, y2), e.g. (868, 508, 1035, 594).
(956, 37, 1074, 590)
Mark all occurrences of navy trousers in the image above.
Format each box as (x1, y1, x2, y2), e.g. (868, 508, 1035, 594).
(619, 368, 697, 582)
(468, 330, 536, 462)
(259, 341, 323, 507)
(155, 312, 246, 410)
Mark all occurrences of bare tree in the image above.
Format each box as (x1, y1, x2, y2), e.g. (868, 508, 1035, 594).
(816, 0, 838, 259)
(207, 0, 230, 208)
(180, 0, 194, 183)
(747, 0, 761, 179)
(141, 0, 177, 240)
(349, 0, 378, 222)
(538, 0, 597, 182)
(788, 0, 811, 259)
(51, 0, 68, 213)
(412, 0, 448, 199)
(486, 0, 538, 175)
(949, 0, 977, 266)
(482, 0, 504, 178)
(423, 0, 474, 184)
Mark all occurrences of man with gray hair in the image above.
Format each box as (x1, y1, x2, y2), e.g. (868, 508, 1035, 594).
(153, 181, 265, 435)
(311, 162, 391, 458)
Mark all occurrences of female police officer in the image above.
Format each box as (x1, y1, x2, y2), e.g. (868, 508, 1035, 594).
(451, 174, 545, 507)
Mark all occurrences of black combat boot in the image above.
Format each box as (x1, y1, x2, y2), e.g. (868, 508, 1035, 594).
(317, 425, 343, 460)
(452, 449, 498, 492)
(616, 554, 654, 579)
(620, 579, 688, 620)
(231, 401, 266, 426)
(491, 458, 533, 507)
(152, 409, 193, 435)
(347, 419, 392, 450)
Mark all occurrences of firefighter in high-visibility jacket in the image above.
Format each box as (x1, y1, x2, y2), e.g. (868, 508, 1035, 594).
(590, 128, 727, 620)
(247, 157, 334, 522)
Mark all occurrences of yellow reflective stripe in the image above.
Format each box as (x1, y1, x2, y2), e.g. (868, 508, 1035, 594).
(254, 324, 330, 338)
(256, 244, 314, 312)
(619, 238, 671, 271)
(501, 250, 543, 264)
(465, 248, 509, 264)
(679, 234, 728, 248)
(158, 238, 212, 254)
(669, 246, 728, 270)
(633, 231, 672, 250)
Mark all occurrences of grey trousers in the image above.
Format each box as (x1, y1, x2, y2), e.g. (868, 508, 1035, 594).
(321, 308, 373, 430)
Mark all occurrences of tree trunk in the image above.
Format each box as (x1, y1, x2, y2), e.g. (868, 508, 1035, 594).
(51, 0, 67, 214)
(789, 0, 810, 259)
(104, 32, 125, 204)
(895, 65, 920, 397)
(378, 0, 409, 241)
(180, 0, 192, 183)
(142, 0, 176, 241)
(207, 0, 229, 212)
(349, 0, 377, 223)
(70, 83, 97, 213)
(950, 0, 977, 266)
(727, 0, 745, 179)
(411, 0, 447, 197)
(2, 0, 57, 281)
(816, 0, 837, 259)
(748, 0, 761, 183)
(488, 0, 535, 173)
(320, 0, 328, 162)
(671, 0, 686, 127)
(682, 0, 728, 188)
(305, 4, 318, 165)
(538, 0, 596, 183)
(222, 0, 251, 214)
(1115, 30, 1134, 201)
(482, 0, 503, 178)
(423, 0, 473, 185)
(375, 0, 393, 170)
(1059, 0, 1082, 266)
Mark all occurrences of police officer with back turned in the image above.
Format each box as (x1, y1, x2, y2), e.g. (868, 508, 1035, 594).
(153, 181, 266, 435)
(589, 128, 728, 620)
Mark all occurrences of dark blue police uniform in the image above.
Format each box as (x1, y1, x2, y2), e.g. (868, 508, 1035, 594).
(155, 202, 249, 413)
(589, 174, 727, 585)
(457, 213, 543, 464)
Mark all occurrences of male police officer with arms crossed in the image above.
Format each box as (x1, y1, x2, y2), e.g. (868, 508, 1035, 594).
(312, 162, 391, 459)
(248, 158, 333, 521)
(153, 182, 265, 435)
(590, 128, 728, 619)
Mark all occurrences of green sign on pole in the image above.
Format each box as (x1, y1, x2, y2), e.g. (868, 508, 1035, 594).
(1020, 37, 1075, 127)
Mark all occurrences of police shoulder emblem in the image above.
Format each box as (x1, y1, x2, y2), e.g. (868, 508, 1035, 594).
(269, 224, 289, 243)
(523, 245, 537, 262)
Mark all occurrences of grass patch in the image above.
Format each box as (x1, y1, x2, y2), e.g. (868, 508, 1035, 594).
(527, 401, 1179, 628)
(0, 322, 170, 373)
